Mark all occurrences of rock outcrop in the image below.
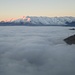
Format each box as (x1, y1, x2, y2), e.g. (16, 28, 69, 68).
(64, 34, 75, 45)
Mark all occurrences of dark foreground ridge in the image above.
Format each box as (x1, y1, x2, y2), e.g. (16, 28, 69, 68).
(64, 34, 75, 45)
(69, 28, 75, 30)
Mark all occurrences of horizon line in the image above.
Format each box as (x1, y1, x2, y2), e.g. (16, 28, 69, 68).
(0, 16, 75, 22)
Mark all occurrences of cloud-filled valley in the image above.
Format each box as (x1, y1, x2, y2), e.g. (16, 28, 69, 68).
(0, 26, 75, 75)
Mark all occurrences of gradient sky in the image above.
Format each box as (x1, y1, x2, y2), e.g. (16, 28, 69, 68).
(0, 0, 75, 21)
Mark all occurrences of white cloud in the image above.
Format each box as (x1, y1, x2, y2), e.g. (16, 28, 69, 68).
(0, 26, 75, 75)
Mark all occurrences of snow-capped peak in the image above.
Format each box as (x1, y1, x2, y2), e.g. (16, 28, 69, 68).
(12, 16, 75, 25)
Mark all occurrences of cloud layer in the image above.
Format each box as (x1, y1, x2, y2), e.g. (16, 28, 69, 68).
(0, 26, 75, 75)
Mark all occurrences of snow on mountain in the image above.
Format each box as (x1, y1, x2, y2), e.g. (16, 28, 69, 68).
(12, 16, 75, 25)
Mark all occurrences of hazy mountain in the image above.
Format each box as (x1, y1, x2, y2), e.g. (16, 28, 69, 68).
(0, 16, 75, 26)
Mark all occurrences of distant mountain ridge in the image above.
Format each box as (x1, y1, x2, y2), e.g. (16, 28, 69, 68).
(0, 16, 75, 26)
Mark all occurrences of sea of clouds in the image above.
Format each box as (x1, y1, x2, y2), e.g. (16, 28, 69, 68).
(0, 26, 75, 75)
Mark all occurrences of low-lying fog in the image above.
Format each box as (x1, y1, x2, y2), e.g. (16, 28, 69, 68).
(0, 26, 75, 75)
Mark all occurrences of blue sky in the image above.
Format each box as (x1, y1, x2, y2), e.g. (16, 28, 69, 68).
(0, 0, 75, 21)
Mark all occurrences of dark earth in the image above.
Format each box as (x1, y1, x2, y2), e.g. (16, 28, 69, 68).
(64, 34, 75, 45)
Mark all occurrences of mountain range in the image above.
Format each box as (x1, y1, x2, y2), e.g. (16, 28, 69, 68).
(0, 16, 75, 26)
